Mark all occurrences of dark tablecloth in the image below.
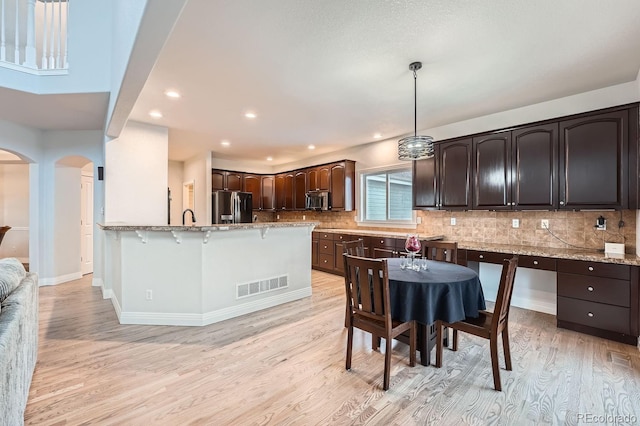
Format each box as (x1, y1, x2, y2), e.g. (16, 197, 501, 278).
(386, 257, 486, 325)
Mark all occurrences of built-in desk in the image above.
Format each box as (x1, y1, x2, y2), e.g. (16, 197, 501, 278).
(456, 243, 640, 345)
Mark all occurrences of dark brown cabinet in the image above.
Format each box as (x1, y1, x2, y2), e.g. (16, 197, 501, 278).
(512, 123, 558, 209)
(413, 104, 638, 211)
(472, 132, 511, 210)
(308, 166, 330, 191)
(243, 174, 261, 210)
(329, 161, 356, 211)
(559, 109, 629, 210)
(275, 173, 294, 210)
(311, 232, 319, 267)
(556, 259, 638, 344)
(212, 170, 243, 191)
(439, 139, 472, 210)
(294, 171, 308, 210)
(261, 175, 275, 211)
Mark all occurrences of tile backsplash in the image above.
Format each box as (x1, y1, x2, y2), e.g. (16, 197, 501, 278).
(275, 209, 637, 253)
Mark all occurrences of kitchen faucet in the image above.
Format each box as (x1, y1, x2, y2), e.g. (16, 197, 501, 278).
(182, 209, 196, 225)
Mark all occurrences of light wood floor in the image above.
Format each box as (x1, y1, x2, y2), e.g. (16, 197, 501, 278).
(25, 271, 640, 425)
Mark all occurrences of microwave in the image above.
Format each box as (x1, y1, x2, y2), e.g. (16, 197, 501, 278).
(305, 191, 331, 211)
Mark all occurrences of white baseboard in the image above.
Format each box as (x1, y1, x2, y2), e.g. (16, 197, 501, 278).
(39, 271, 83, 286)
(110, 293, 122, 320)
(117, 287, 313, 326)
(485, 294, 556, 316)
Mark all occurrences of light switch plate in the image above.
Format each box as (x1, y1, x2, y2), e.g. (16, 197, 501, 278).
(512, 219, 519, 228)
(450, 217, 456, 226)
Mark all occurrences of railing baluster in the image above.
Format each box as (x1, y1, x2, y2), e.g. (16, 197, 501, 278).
(63, 0, 68, 68)
(14, 0, 19, 65)
(48, 0, 54, 68)
(0, 0, 5, 62)
(24, 0, 36, 68)
(55, 0, 60, 67)
(41, 0, 47, 69)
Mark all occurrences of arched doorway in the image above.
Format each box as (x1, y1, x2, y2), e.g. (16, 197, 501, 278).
(55, 156, 94, 280)
(0, 149, 30, 266)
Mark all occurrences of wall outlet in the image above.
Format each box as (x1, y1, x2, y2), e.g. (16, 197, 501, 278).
(512, 219, 520, 228)
(595, 216, 606, 231)
(450, 217, 456, 226)
(541, 219, 549, 229)
(417, 216, 422, 224)
(276, 214, 280, 220)
(302, 215, 306, 220)
(146, 289, 153, 301)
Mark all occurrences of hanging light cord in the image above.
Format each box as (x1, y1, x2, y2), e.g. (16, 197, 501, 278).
(413, 68, 417, 138)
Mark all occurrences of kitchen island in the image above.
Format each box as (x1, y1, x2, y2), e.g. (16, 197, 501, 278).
(99, 222, 318, 326)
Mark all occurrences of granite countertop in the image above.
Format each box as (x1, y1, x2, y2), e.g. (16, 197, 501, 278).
(314, 228, 444, 240)
(98, 222, 319, 232)
(458, 241, 640, 266)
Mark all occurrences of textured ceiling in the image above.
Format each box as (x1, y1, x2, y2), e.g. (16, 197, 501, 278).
(129, 0, 640, 164)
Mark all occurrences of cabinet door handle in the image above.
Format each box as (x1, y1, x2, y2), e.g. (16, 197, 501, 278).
(560, 201, 565, 205)
(587, 286, 594, 292)
(479, 254, 484, 259)
(588, 266, 594, 272)
(533, 260, 538, 265)
(587, 312, 594, 318)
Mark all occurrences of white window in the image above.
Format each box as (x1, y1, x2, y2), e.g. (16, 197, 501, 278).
(359, 166, 415, 226)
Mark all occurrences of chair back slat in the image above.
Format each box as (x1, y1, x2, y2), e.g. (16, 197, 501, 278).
(343, 239, 366, 257)
(492, 256, 518, 334)
(343, 254, 390, 323)
(421, 241, 458, 264)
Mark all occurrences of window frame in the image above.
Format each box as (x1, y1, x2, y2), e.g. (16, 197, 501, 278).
(356, 163, 417, 229)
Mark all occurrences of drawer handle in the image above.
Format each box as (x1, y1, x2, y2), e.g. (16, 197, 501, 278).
(380, 240, 384, 244)
(587, 312, 594, 318)
(479, 254, 484, 259)
(588, 266, 594, 271)
(533, 260, 538, 265)
(587, 286, 594, 292)
(323, 245, 328, 249)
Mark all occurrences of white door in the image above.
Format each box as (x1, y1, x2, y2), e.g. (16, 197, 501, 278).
(81, 174, 94, 275)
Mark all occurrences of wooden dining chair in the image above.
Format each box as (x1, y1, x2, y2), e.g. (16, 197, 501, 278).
(435, 255, 518, 391)
(342, 239, 367, 328)
(421, 240, 458, 263)
(343, 254, 416, 391)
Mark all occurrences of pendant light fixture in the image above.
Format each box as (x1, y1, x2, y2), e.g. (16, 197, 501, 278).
(398, 61, 435, 160)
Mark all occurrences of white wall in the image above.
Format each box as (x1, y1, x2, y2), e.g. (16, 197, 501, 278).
(0, 164, 29, 261)
(183, 153, 211, 226)
(168, 160, 184, 225)
(105, 121, 168, 225)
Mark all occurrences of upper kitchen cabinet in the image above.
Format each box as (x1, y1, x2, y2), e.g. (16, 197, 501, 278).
(512, 123, 558, 209)
(472, 132, 511, 210)
(308, 165, 330, 191)
(212, 169, 243, 191)
(413, 148, 438, 209)
(275, 172, 294, 210)
(559, 109, 631, 210)
(261, 175, 275, 211)
(439, 139, 472, 210)
(329, 160, 356, 211)
(294, 170, 308, 210)
(243, 174, 262, 210)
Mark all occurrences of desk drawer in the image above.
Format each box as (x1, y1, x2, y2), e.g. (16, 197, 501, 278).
(319, 240, 334, 255)
(466, 250, 508, 264)
(557, 296, 630, 334)
(518, 255, 556, 271)
(558, 273, 629, 307)
(317, 232, 334, 240)
(557, 259, 630, 280)
(335, 233, 357, 242)
(371, 237, 399, 249)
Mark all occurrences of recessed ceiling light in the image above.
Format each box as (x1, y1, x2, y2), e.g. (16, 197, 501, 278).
(149, 110, 163, 119)
(308, 145, 315, 150)
(221, 140, 230, 147)
(266, 156, 273, 161)
(244, 112, 257, 119)
(373, 133, 382, 139)
(165, 90, 181, 99)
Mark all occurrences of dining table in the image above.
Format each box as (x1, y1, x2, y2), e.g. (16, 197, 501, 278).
(385, 257, 486, 366)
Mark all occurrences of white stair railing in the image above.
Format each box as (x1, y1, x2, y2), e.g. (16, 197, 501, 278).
(0, 0, 69, 74)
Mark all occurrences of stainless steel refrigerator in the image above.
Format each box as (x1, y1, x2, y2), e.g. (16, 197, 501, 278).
(212, 191, 253, 224)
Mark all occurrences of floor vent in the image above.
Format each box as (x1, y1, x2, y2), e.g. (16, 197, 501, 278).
(237, 275, 288, 299)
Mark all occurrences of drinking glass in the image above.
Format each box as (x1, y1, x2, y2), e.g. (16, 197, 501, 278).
(405, 234, 421, 270)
